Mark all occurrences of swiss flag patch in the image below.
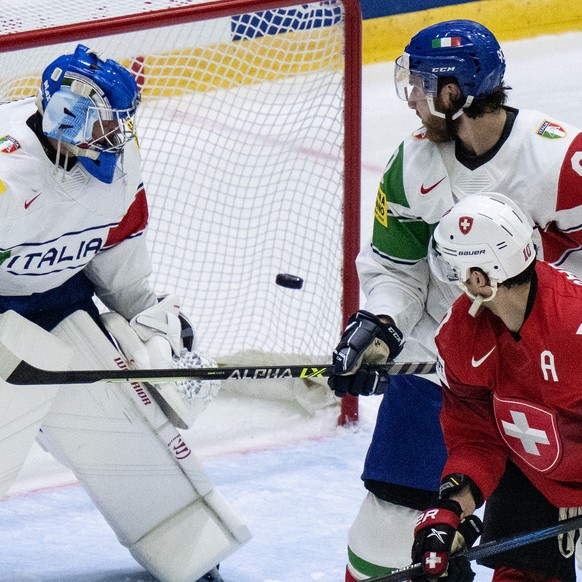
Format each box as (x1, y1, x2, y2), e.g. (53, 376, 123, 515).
(459, 216, 473, 234)
(493, 395, 561, 472)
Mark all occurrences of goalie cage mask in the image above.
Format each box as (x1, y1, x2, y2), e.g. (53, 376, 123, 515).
(37, 43, 140, 183)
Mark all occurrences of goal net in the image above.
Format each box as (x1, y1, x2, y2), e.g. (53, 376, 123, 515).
(0, 0, 361, 422)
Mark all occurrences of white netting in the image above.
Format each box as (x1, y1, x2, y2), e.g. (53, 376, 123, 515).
(0, 1, 205, 35)
(0, 0, 358, 361)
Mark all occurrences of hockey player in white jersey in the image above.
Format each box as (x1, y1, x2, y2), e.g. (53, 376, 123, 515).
(328, 20, 582, 582)
(0, 44, 249, 582)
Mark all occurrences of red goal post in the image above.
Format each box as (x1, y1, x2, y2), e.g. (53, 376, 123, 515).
(0, 0, 362, 423)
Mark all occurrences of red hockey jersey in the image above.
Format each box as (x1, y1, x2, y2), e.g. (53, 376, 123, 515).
(435, 261, 582, 508)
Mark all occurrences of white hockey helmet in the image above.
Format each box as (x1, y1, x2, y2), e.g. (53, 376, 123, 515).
(429, 192, 535, 289)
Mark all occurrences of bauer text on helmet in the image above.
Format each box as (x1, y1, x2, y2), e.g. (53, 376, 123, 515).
(429, 193, 535, 287)
(37, 44, 140, 183)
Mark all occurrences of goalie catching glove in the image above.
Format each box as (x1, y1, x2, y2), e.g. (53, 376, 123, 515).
(328, 310, 404, 397)
(101, 295, 220, 429)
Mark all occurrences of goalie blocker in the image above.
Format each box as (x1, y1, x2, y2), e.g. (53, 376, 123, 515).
(0, 309, 250, 582)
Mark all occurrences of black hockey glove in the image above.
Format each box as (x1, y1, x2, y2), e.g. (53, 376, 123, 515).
(411, 499, 482, 581)
(328, 310, 404, 397)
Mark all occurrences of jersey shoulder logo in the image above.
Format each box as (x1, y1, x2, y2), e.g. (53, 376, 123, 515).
(0, 135, 21, 154)
(537, 120, 566, 139)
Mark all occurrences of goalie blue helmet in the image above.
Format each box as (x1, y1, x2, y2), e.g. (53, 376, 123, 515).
(394, 20, 505, 118)
(37, 44, 140, 183)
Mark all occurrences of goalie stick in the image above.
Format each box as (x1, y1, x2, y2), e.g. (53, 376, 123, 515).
(367, 513, 582, 582)
(1, 360, 437, 386)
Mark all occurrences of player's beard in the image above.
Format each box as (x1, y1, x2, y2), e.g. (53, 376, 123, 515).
(423, 115, 450, 142)
(423, 96, 463, 143)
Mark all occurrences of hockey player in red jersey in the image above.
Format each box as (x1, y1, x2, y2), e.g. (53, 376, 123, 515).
(415, 192, 582, 581)
(327, 19, 582, 582)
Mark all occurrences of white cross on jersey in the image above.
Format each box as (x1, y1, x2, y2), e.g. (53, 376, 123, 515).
(425, 551, 442, 569)
(501, 410, 550, 455)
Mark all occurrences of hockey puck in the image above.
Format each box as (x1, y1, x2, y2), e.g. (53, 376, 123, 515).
(275, 273, 304, 289)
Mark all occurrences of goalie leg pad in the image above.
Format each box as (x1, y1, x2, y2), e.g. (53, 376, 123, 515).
(0, 310, 71, 498)
(39, 310, 250, 582)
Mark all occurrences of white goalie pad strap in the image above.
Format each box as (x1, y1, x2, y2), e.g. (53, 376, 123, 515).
(129, 294, 183, 354)
(39, 310, 250, 582)
(101, 310, 152, 369)
(0, 310, 73, 377)
(0, 311, 72, 498)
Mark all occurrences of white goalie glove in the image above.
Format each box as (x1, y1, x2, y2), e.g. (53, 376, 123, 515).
(101, 295, 220, 429)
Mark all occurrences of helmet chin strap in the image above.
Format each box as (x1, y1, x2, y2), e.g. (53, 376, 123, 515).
(426, 95, 474, 121)
(458, 279, 498, 318)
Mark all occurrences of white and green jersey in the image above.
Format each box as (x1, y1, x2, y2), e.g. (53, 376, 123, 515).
(358, 107, 582, 362)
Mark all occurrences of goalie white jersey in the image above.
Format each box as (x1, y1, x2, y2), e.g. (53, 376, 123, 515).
(0, 97, 155, 320)
(0, 49, 247, 582)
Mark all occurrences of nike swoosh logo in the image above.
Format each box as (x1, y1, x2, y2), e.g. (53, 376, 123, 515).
(24, 192, 42, 209)
(471, 346, 496, 367)
(420, 177, 446, 195)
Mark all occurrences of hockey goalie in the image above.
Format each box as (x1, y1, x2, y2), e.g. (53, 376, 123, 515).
(0, 44, 250, 582)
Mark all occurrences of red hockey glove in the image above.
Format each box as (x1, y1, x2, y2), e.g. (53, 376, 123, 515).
(411, 499, 482, 580)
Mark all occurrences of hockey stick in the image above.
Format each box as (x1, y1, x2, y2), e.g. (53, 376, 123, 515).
(367, 513, 582, 582)
(1, 360, 437, 386)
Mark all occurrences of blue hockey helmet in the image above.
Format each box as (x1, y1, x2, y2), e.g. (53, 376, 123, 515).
(395, 20, 505, 118)
(37, 44, 140, 183)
